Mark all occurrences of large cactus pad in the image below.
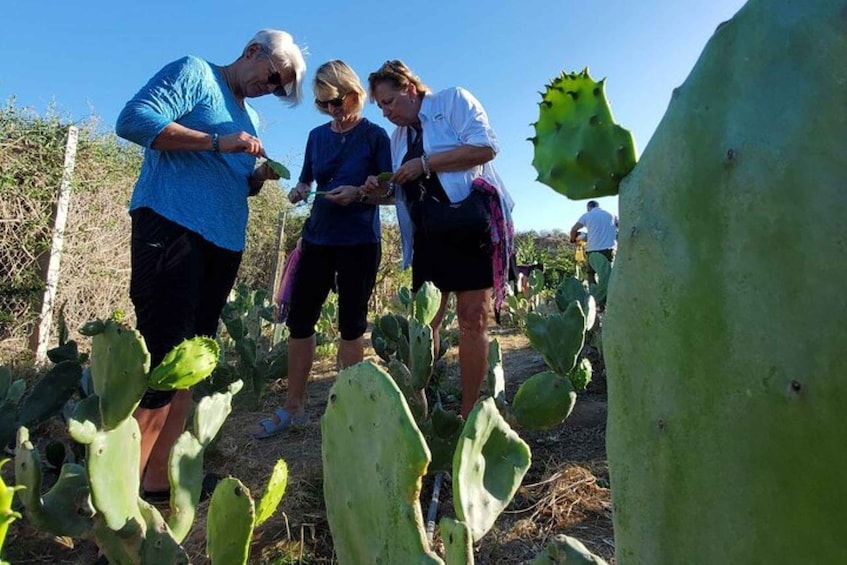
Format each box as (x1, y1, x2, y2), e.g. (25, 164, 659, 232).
(321, 362, 442, 564)
(89, 320, 150, 429)
(530, 69, 636, 200)
(603, 0, 847, 562)
(453, 398, 531, 541)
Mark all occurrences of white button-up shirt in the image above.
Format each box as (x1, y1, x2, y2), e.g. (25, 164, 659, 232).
(389, 87, 514, 268)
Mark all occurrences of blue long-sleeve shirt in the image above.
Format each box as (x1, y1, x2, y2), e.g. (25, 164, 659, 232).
(116, 55, 260, 251)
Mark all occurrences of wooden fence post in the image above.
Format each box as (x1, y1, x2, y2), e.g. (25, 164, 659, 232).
(32, 126, 79, 363)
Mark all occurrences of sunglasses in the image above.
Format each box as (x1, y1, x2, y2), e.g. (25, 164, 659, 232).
(315, 96, 345, 109)
(263, 51, 293, 97)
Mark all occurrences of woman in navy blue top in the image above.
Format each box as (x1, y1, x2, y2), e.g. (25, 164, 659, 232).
(251, 60, 392, 438)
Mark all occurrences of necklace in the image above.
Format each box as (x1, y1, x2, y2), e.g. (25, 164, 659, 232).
(331, 117, 361, 144)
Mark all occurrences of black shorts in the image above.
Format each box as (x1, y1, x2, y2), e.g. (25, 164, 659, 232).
(286, 240, 381, 340)
(411, 227, 493, 293)
(130, 207, 242, 409)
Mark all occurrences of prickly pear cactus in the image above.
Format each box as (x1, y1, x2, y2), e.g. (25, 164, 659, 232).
(0, 459, 22, 557)
(321, 362, 442, 564)
(438, 517, 473, 565)
(531, 534, 607, 564)
(530, 69, 636, 200)
(89, 320, 150, 429)
(148, 336, 220, 391)
(511, 371, 576, 430)
(603, 0, 847, 563)
(206, 477, 255, 565)
(452, 398, 531, 542)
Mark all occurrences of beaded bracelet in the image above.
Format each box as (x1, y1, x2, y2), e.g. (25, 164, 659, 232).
(421, 152, 432, 179)
(211, 132, 220, 152)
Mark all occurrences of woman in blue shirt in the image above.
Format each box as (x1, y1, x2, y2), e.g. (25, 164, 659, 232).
(115, 29, 306, 497)
(251, 60, 392, 438)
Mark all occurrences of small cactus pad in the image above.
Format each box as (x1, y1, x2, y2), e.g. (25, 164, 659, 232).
(531, 534, 608, 564)
(530, 69, 636, 200)
(485, 339, 506, 407)
(166, 432, 204, 542)
(86, 416, 143, 530)
(413, 281, 442, 325)
(207, 477, 255, 565)
(139, 500, 190, 564)
(453, 398, 531, 541)
(148, 336, 220, 391)
(254, 459, 288, 527)
(14, 429, 92, 537)
(526, 303, 586, 376)
(89, 320, 150, 429)
(321, 362, 442, 564)
(438, 517, 474, 565)
(511, 371, 577, 430)
(1, 459, 23, 550)
(568, 358, 593, 391)
(408, 318, 435, 390)
(193, 380, 242, 448)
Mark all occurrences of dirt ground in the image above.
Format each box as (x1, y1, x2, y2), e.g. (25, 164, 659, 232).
(5, 327, 613, 564)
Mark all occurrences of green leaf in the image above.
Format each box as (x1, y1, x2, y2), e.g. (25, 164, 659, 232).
(266, 159, 291, 180)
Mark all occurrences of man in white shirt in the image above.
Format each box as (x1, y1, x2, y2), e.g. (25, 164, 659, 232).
(569, 200, 618, 285)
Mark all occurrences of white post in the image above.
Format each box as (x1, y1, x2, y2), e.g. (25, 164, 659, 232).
(33, 126, 79, 363)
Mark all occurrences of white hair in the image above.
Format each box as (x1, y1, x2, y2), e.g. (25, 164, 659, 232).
(246, 29, 307, 106)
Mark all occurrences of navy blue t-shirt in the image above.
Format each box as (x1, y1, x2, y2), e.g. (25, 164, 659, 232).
(299, 118, 392, 245)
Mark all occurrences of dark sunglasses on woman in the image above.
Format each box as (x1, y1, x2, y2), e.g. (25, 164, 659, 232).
(316, 96, 345, 109)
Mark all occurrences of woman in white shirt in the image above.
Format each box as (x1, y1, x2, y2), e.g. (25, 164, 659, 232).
(365, 60, 513, 418)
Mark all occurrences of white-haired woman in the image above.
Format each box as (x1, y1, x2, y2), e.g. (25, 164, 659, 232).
(116, 29, 306, 499)
(251, 60, 392, 438)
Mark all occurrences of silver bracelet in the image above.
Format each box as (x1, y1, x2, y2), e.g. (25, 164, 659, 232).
(421, 152, 431, 179)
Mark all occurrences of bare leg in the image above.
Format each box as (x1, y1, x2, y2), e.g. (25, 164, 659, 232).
(455, 289, 491, 418)
(337, 336, 364, 369)
(137, 389, 192, 492)
(282, 335, 315, 415)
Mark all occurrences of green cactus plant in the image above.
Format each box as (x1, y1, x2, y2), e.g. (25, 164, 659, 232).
(321, 362, 442, 564)
(0, 459, 23, 561)
(13, 317, 283, 564)
(531, 534, 608, 564)
(206, 477, 255, 565)
(219, 284, 289, 406)
(532, 0, 847, 562)
(510, 371, 577, 430)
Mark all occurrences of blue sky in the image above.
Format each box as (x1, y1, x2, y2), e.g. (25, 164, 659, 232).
(2, 0, 746, 233)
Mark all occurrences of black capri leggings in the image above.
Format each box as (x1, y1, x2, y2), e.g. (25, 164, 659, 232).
(286, 240, 381, 341)
(130, 207, 241, 409)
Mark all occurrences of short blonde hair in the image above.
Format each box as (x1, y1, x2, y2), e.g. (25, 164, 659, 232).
(246, 29, 307, 107)
(313, 60, 366, 115)
(367, 59, 429, 100)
